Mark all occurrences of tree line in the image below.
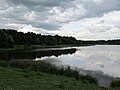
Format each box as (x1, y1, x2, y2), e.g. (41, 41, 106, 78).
(0, 29, 78, 48)
(0, 29, 120, 48)
(78, 40, 120, 46)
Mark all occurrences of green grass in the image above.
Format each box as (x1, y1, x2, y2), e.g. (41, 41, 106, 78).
(0, 48, 13, 52)
(31, 44, 77, 48)
(0, 60, 98, 85)
(110, 80, 120, 88)
(0, 44, 77, 52)
(0, 45, 25, 52)
(0, 66, 120, 90)
(0, 60, 120, 90)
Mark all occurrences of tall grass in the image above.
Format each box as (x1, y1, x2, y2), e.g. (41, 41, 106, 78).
(110, 80, 120, 88)
(0, 60, 98, 85)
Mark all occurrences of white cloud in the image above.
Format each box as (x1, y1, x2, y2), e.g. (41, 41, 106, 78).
(0, 0, 120, 40)
(0, 7, 14, 14)
(53, 10, 120, 40)
(24, 11, 38, 21)
(4, 23, 54, 35)
(47, 3, 86, 23)
(91, 0, 104, 3)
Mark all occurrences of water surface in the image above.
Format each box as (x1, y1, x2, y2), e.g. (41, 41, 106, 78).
(34, 45, 120, 78)
(0, 45, 120, 87)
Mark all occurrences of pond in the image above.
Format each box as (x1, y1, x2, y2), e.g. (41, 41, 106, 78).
(0, 45, 120, 87)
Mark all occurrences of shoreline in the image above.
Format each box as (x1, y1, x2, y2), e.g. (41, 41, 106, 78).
(0, 61, 120, 90)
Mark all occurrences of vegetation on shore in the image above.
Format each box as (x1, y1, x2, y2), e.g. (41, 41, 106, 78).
(0, 44, 77, 52)
(0, 61, 120, 90)
(0, 66, 106, 90)
(0, 29, 78, 48)
(0, 29, 120, 49)
(0, 60, 98, 85)
(0, 29, 120, 90)
(110, 80, 120, 88)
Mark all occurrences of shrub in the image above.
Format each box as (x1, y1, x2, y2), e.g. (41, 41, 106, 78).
(110, 80, 120, 88)
(0, 60, 98, 85)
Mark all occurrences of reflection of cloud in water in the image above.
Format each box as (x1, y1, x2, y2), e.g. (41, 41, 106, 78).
(59, 55, 86, 65)
(34, 46, 120, 87)
(35, 56, 61, 63)
(34, 45, 120, 78)
(78, 68, 115, 87)
(71, 45, 120, 77)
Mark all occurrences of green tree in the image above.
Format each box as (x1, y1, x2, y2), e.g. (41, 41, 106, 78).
(0, 30, 8, 48)
(8, 35, 15, 48)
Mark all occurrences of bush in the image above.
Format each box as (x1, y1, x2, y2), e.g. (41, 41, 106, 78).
(0, 61, 9, 67)
(0, 60, 98, 85)
(110, 80, 120, 87)
(79, 75, 98, 85)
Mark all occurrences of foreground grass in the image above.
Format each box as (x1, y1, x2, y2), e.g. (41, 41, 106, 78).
(0, 60, 98, 85)
(0, 67, 107, 90)
(0, 66, 120, 90)
(110, 80, 120, 88)
(0, 62, 120, 90)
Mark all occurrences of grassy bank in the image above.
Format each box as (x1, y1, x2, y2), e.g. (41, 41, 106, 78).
(110, 80, 120, 88)
(0, 60, 98, 85)
(0, 48, 14, 52)
(0, 44, 77, 52)
(0, 66, 99, 90)
(0, 61, 120, 90)
(0, 65, 120, 90)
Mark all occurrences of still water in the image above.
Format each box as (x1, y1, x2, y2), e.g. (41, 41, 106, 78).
(0, 45, 120, 77)
(35, 45, 120, 78)
(0, 45, 120, 86)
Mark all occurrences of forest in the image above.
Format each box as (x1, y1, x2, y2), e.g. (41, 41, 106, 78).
(0, 29, 120, 48)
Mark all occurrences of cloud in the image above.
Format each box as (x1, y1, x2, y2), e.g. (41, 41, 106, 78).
(47, 4, 86, 23)
(0, 0, 120, 40)
(58, 11, 120, 40)
(82, 0, 120, 17)
(6, 0, 73, 8)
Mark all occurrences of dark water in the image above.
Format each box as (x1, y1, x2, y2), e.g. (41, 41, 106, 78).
(0, 47, 76, 60)
(0, 45, 120, 87)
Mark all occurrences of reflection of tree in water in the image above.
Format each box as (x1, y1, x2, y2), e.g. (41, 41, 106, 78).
(0, 48, 76, 60)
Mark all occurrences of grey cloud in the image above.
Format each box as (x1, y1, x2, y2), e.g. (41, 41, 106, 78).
(31, 22, 61, 30)
(0, 0, 120, 39)
(6, 0, 73, 8)
(78, 0, 120, 18)
(3, 0, 120, 25)
(6, 0, 120, 15)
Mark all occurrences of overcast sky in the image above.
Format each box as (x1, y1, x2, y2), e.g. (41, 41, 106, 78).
(0, 0, 120, 40)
